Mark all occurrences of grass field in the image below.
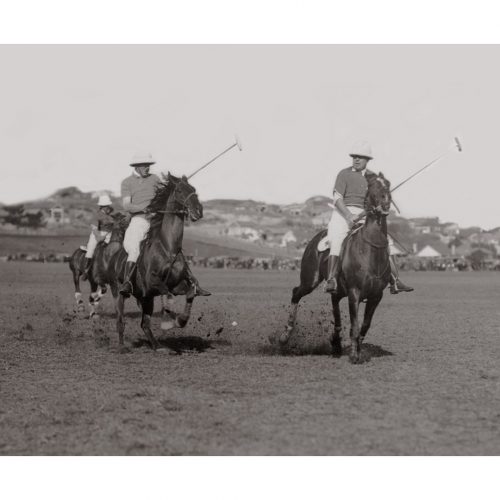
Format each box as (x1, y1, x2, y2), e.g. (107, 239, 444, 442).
(1, 262, 499, 455)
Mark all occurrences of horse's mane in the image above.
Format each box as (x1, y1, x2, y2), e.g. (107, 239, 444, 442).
(144, 173, 179, 244)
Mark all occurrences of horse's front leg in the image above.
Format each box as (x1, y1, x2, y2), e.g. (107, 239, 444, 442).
(359, 292, 383, 343)
(330, 294, 342, 356)
(160, 293, 177, 331)
(113, 290, 127, 352)
(175, 293, 194, 328)
(140, 295, 161, 350)
(348, 288, 362, 364)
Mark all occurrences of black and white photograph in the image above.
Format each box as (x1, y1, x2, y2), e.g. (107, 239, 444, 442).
(0, 2, 499, 498)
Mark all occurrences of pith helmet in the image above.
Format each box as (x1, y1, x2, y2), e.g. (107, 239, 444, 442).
(97, 194, 112, 207)
(350, 140, 373, 159)
(130, 152, 156, 166)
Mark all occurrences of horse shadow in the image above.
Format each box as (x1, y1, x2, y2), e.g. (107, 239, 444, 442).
(131, 335, 231, 354)
(262, 339, 393, 361)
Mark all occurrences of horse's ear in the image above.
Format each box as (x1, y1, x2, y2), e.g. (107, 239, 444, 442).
(181, 175, 187, 182)
(378, 172, 385, 179)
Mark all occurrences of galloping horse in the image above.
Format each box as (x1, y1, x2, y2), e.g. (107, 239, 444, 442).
(69, 213, 129, 316)
(108, 173, 204, 350)
(281, 172, 392, 364)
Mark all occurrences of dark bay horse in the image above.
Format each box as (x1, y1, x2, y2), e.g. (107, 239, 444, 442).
(108, 173, 204, 351)
(281, 172, 392, 364)
(69, 213, 129, 316)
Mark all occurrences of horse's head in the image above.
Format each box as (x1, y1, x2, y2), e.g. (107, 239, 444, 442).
(166, 172, 203, 222)
(365, 172, 391, 217)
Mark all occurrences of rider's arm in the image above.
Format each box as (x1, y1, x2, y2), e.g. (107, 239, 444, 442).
(333, 196, 356, 227)
(121, 196, 147, 215)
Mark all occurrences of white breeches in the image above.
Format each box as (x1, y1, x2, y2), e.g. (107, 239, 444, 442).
(85, 230, 111, 258)
(327, 206, 398, 256)
(123, 216, 150, 262)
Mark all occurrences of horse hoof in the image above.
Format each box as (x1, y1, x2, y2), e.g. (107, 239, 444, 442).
(279, 328, 293, 345)
(161, 320, 175, 331)
(349, 353, 361, 364)
(331, 342, 342, 357)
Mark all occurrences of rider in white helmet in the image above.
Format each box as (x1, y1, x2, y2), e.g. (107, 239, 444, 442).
(82, 194, 115, 280)
(119, 152, 210, 298)
(325, 140, 414, 295)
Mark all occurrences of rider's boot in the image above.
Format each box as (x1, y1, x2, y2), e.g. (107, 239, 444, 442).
(324, 255, 339, 294)
(81, 258, 92, 281)
(119, 261, 136, 298)
(186, 265, 211, 296)
(389, 255, 414, 294)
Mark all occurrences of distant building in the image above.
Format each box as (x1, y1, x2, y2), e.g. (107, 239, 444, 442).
(280, 230, 297, 247)
(416, 245, 442, 258)
(47, 205, 70, 225)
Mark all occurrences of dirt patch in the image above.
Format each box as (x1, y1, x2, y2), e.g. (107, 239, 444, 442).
(1, 262, 500, 455)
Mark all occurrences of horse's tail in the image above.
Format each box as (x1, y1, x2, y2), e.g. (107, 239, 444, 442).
(298, 229, 329, 289)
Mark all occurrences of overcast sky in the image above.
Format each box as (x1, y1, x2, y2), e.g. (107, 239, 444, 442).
(0, 45, 497, 229)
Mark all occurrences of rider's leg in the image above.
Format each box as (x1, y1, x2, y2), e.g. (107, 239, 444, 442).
(325, 254, 340, 293)
(82, 232, 98, 280)
(184, 262, 211, 297)
(119, 216, 150, 298)
(324, 207, 350, 294)
(389, 253, 414, 294)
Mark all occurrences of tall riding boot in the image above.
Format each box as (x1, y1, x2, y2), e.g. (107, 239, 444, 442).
(119, 261, 136, 298)
(389, 255, 414, 294)
(324, 255, 339, 293)
(81, 257, 92, 281)
(186, 265, 211, 297)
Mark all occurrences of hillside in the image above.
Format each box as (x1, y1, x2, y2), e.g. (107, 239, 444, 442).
(1, 187, 499, 260)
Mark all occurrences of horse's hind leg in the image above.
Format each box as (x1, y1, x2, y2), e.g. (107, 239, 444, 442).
(140, 296, 161, 350)
(88, 282, 100, 319)
(330, 295, 342, 356)
(347, 288, 362, 364)
(113, 291, 127, 351)
(359, 293, 383, 343)
(280, 283, 314, 345)
(72, 271, 85, 313)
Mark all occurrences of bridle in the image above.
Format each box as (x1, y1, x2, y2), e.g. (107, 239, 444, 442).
(157, 181, 198, 218)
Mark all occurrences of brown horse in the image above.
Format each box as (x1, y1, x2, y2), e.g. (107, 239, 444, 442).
(281, 172, 392, 364)
(68, 213, 129, 316)
(108, 173, 204, 351)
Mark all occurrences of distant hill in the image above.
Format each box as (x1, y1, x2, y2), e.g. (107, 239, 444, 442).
(1, 186, 498, 259)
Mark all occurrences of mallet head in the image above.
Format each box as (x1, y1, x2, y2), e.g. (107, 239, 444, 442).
(454, 137, 462, 152)
(235, 135, 243, 151)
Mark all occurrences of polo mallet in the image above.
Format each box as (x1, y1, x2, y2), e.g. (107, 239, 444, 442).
(187, 135, 243, 180)
(391, 137, 462, 193)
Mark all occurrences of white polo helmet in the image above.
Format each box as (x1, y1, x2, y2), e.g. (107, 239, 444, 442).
(97, 194, 112, 207)
(130, 152, 156, 166)
(350, 140, 373, 159)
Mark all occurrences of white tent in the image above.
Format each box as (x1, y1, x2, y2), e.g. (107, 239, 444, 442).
(416, 245, 441, 258)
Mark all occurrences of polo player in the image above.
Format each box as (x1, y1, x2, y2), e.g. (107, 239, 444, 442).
(81, 194, 115, 280)
(119, 152, 210, 298)
(325, 140, 414, 295)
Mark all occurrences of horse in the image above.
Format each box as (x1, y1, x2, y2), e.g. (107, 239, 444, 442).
(108, 172, 204, 351)
(68, 213, 129, 316)
(281, 172, 392, 364)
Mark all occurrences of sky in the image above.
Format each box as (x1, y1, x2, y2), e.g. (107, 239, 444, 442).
(0, 45, 498, 229)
